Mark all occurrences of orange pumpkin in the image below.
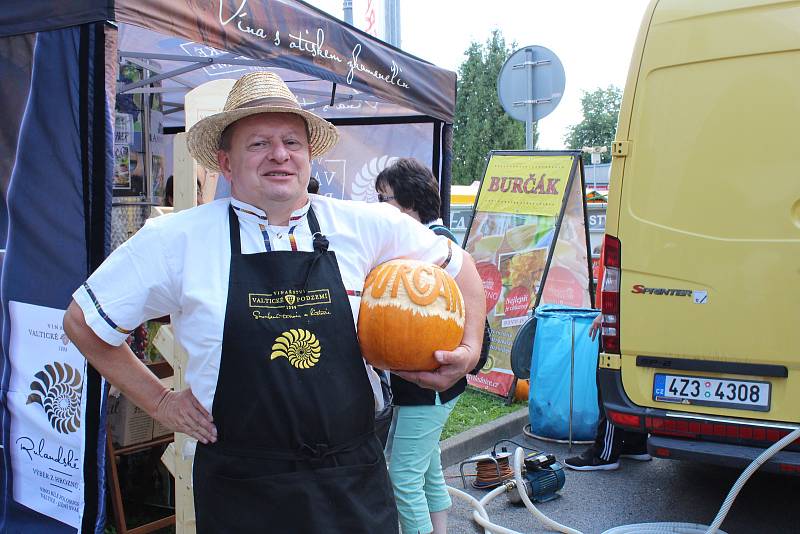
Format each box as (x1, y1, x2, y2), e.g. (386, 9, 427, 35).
(514, 379, 530, 402)
(357, 259, 465, 371)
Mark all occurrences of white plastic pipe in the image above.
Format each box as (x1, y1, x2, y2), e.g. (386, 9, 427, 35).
(704, 426, 800, 533)
(448, 484, 522, 534)
(512, 448, 583, 534)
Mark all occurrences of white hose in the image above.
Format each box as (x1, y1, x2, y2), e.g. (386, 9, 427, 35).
(449, 484, 522, 534)
(479, 484, 511, 509)
(704, 426, 800, 533)
(512, 448, 583, 534)
(509, 448, 725, 534)
(453, 426, 800, 534)
(478, 485, 523, 534)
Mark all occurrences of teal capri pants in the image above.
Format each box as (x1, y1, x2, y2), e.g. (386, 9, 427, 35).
(385, 395, 459, 534)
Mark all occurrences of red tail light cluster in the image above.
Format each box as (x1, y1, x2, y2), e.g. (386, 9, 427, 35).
(607, 410, 641, 429)
(606, 408, 800, 448)
(601, 235, 621, 354)
(645, 416, 799, 445)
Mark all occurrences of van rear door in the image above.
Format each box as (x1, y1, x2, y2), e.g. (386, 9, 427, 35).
(610, 0, 800, 423)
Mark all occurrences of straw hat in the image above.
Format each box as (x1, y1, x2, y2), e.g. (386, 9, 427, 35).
(187, 71, 339, 171)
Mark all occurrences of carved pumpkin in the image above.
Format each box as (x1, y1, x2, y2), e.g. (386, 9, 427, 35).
(358, 259, 465, 371)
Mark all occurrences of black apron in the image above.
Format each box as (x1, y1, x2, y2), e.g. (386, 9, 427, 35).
(193, 206, 397, 533)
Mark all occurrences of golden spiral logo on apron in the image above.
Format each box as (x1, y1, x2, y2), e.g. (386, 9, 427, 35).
(270, 328, 321, 369)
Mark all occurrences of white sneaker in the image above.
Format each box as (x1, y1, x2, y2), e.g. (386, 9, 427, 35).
(620, 452, 652, 461)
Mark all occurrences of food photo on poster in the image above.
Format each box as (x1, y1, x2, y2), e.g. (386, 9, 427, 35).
(539, 170, 593, 309)
(466, 213, 556, 396)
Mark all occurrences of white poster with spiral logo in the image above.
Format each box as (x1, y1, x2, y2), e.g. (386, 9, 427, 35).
(8, 300, 88, 529)
(310, 122, 433, 200)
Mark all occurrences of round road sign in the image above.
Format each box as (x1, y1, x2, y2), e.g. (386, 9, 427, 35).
(497, 45, 566, 122)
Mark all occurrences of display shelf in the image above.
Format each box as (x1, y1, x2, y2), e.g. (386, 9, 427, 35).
(146, 360, 173, 379)
(107, 362, 175, 534)
(113, 434, 174, 456)
(107, 430, 176, 534)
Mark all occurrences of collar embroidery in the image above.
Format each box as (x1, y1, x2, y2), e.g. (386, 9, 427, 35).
(231, 198, 311, 251)
(231, 198, 310, 227)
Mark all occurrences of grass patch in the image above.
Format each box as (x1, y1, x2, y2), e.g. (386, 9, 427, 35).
(441, 387, 527, 440)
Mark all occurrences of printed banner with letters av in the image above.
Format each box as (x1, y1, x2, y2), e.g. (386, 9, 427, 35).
(311, 122, 435, 202)
(465, 151, 591, 398)
(8, 301, 89, 529)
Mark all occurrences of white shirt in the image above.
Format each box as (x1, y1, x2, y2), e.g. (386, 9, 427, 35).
(73, 195, 463, 413)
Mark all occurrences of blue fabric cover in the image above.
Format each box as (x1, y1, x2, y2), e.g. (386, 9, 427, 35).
(529, 305, 600, 440)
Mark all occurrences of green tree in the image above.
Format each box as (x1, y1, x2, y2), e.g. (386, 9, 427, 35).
(452, 30, 528, 185)
(564, 85, 622, 165)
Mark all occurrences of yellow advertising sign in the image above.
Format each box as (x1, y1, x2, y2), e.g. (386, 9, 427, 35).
(476, 155, 574, 216)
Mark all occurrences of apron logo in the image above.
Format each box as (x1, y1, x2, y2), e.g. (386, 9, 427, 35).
(27, 361, 83, 434)
(271, 329, 321, 369)
(249, 290, 332, 312)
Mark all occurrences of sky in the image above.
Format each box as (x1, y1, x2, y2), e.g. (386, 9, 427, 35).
(307, 0, 651, 149)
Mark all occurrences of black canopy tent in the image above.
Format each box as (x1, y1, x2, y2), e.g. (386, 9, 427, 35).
(0, 2, 455, 532)
(111, 0, 456, 208)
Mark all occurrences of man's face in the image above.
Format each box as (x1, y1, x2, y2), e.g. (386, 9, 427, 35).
(217, 113, 312, 212)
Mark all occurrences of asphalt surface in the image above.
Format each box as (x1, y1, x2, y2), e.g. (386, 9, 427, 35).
(442, 430, 800, 534)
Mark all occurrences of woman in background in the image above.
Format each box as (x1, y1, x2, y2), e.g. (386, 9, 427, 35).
(375, 158, 465, 534)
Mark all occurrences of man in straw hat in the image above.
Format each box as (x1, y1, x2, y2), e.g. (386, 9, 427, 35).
(64, 71, 486, 533)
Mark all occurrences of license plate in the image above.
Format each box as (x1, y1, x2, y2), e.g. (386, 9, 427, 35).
(653, 373, 770, 412)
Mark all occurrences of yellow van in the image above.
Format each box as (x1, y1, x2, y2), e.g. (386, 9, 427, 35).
(599, 0, 800, 474)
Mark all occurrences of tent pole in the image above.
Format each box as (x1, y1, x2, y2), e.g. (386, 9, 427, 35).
(441, 123, 453, 228)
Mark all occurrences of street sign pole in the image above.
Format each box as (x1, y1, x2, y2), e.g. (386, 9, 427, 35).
(525, 48, 535, 150)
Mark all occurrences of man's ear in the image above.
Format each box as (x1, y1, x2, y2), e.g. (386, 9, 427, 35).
(217, 150, 233, 182)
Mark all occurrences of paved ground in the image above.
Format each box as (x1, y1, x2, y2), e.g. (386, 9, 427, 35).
(442, 428, 800, 534)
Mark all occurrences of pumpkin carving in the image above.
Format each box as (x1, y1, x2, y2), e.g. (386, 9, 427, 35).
(357, 259, 465, 371)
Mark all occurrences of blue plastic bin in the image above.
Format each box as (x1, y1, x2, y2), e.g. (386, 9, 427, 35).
(528, 305, 600, 441)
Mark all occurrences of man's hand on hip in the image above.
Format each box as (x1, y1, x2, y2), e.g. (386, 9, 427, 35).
(393, 344, 479, 392)
(154, 388, 217, 444)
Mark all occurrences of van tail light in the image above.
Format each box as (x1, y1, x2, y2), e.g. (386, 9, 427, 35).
(601, 235, 621, 354)
(644, 416, 800, 448)
(607, 409, 641, 429)
(654, 448, 671, 458)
